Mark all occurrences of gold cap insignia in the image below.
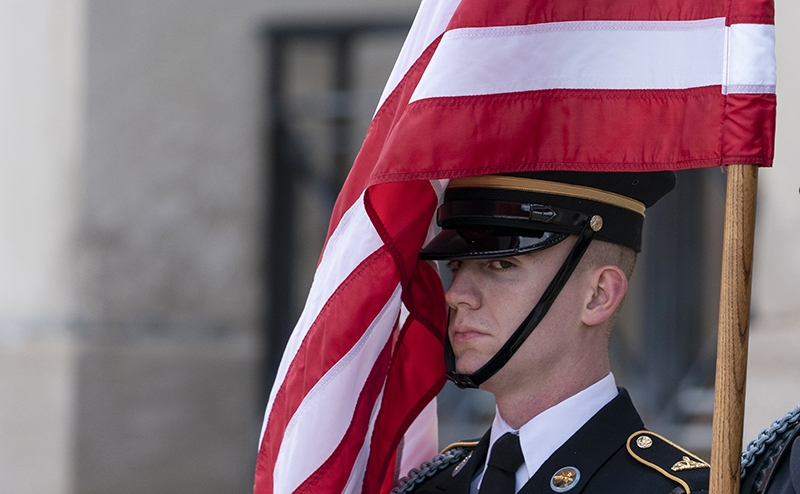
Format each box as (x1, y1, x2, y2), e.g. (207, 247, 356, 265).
(589, 215, 603, 232)
(636, 435, 653, 449)
(550, 466, 580, 492)
(671, 456, 710, 472)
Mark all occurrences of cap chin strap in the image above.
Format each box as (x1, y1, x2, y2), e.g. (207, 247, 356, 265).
(444, 216, 601, 389)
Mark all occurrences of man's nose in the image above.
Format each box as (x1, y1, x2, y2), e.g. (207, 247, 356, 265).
(444, 269, 480, 310)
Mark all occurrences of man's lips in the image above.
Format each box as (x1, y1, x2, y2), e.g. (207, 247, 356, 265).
(449, 325, 490, 343)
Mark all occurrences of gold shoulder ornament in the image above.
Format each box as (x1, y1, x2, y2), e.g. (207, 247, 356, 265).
(671, 456, 710, 472)
(626, 431, 710, 494)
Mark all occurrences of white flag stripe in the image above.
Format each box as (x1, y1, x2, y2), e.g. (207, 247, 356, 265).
(411, 18, 776, 102)
(376, 0, 461, 113)
(430, 178, 449, 202)
(398, 399, 439, 480)
(342, 388, 386, 494)
(424, 179, 450, 251)
(724, 23, 776, 94)
(274, 286, 402, 492)
(260, 193, 384, 446)
(399, 303, 410, 333)
(412, 18, 725, 99)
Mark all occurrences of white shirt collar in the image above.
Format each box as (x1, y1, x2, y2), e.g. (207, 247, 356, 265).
(473, 373, 618, 493)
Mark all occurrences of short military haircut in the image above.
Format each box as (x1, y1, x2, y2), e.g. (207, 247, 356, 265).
(579, 239, 637, 280)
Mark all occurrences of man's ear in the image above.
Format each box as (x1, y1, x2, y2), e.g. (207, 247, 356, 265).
(582, 265, 628, 326)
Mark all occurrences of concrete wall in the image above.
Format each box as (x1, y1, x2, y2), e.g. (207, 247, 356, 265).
(75, 2, 267, 488)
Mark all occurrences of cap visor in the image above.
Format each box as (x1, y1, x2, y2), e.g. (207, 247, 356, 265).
(419, 229, 568, 260)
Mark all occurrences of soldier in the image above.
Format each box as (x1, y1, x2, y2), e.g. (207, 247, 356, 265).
(394, 171, 710, 494)
(740, 405, 800, 494)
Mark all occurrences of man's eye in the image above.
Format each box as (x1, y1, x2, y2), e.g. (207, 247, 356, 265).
(488, 260, 513, 270)
(446, 260, 462, 272)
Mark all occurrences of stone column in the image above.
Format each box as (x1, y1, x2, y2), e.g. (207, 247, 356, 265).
(0, 0, 84, 492)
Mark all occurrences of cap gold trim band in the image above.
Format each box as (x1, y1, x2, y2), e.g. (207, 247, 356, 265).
(448, 176, 646, 216)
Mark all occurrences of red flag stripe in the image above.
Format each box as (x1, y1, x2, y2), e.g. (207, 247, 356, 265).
(728, 0, 774, 24)
(275, 284, 399, 492)
(723, 93, 777, 160)
(376, 0, 461, 112)
(364, 88, 773, 188)
(447, 0, 757, 28)
(364, 181, 442, 282)
(325, 38, 443, 249)
(257, 177, 445, 493)
(256, 249, 401, 493)
(262, 194, 385, 430)
(358, 180, 449, 490)
(261, 172, 447, 491)
(364, 319, 448, 492)
(294, 335, 395, 494)
(393, 379, 441, 484)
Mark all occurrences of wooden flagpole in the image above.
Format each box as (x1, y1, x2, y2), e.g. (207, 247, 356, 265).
(709, 164, 759, 494)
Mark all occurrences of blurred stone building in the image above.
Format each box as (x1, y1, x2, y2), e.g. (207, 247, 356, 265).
(1, 0, 799, 493)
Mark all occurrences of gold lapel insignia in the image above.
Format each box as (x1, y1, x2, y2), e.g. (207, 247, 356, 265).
(452, 453, 472, 477)
(671, 456, 710, 472)
(550, 466, 581, 492)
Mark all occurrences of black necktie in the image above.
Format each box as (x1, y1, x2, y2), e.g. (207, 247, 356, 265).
(479, 432, 524, 494)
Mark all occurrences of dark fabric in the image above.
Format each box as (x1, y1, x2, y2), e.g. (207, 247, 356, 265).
(741, 418, 800, 494)
(760, 436, 800, 494)
(407, 388, 709, 494)
(479, 433, 524, 494)
(792, 438, 800, 492)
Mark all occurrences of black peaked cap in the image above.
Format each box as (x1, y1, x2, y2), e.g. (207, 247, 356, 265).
(419, 171, 675, 259)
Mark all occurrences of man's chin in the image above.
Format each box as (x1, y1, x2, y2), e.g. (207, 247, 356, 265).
(454, 355, 488, 376)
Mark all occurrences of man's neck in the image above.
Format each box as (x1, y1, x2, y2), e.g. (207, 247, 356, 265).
(492, 364, 609, 429)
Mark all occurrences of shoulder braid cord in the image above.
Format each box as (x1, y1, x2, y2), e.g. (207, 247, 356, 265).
(741, 404, 800, 479)
(391, 447, 472, 494)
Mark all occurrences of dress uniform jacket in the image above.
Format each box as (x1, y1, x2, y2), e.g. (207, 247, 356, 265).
(399, 389, 709, 494)
(740, 414, 800, 494)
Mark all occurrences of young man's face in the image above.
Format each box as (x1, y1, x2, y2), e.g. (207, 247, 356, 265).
(444, 236, 590, 392)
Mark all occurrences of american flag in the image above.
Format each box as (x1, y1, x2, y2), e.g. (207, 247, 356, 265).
(254, 0, 776, 492)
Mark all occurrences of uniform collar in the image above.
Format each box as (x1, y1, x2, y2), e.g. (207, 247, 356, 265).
(478, 373, 618, 492)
